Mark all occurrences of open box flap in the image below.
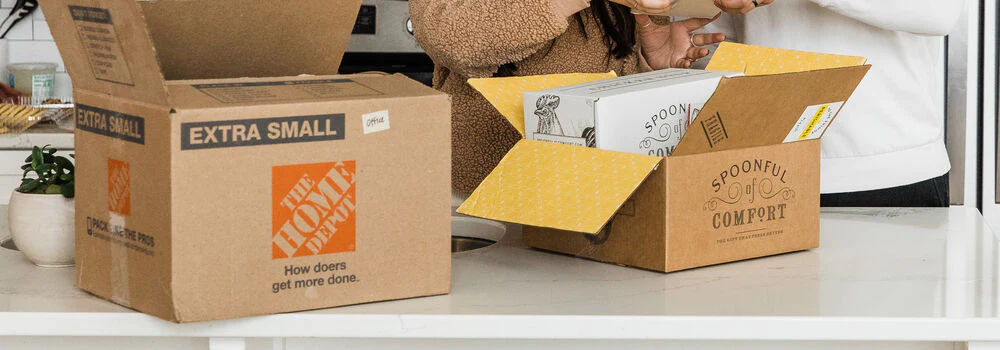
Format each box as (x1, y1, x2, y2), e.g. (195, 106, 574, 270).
(672, 65, 871, 156)
(706, 42, 868, 76)
(457, 139, 662, 234)
(138, 0, 361, 81)
(468, 72, 617, 136)
(40, 0, 169, 106)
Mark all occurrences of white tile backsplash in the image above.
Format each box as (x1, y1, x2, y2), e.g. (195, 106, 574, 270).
(8, 40, 63, 72)
(31, 19, 50, 40)
(3, 6, 74, 93)
(3, 13, 32, 40)
(31, 4, 42, 21)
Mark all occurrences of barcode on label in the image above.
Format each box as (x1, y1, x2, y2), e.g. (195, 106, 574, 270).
(784, 102, 844, 143)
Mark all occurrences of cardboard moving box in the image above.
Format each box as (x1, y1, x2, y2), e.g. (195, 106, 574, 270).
(42, 0, 451, 322)
(460, 43, 869, 273)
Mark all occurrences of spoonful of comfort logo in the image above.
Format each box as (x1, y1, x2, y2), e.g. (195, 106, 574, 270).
(704, 159, 795, 230)
(272, 161, 357, 259)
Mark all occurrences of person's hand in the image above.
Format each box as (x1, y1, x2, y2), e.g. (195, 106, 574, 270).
(0, 83, 23, 103)
(638, 14, 726, 69)
(714, 0, 772, 14)
(608, 0, 677, 16)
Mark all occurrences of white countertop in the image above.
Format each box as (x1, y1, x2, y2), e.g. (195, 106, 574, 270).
(0, 207, 997, 341)
(0, 123, 74, 150)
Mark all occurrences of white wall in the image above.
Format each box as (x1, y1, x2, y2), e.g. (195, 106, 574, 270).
(2, 1, 72, 98)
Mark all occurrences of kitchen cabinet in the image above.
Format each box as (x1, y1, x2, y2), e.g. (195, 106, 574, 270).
(0, 207, 997, 350)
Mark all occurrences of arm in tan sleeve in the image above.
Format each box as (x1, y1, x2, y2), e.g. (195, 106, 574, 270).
(410, 0, 590, 78)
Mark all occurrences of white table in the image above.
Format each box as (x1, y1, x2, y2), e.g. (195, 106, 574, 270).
(0, 207, 997, 350)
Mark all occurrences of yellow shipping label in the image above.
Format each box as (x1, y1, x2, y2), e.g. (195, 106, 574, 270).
(784, 102, 845, 143)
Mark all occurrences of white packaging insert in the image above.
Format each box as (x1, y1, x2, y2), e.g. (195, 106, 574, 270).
(524, 68, 741, 156)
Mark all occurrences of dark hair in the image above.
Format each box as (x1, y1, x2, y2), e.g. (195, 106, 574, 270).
(580, 0, 637, 59)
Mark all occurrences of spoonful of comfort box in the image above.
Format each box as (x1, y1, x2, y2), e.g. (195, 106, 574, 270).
(523, 68, 741, 157)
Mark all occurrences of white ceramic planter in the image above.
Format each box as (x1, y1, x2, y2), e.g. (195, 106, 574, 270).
(8, 190, 75, 267)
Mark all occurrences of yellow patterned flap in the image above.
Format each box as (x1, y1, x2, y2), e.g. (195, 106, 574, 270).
(706, 42, 867, 76)
(457, 139, 662, 234)
(467, 72, 617, 136)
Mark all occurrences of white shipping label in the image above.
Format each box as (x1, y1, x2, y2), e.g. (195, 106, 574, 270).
(362, 110, 390, 134)
(783, 102, 845, 143)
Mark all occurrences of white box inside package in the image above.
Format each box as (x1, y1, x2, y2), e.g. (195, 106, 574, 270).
(524, 69, 741, 156)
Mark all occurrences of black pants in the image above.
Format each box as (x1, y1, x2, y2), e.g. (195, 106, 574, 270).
(820, 173, 950, 207)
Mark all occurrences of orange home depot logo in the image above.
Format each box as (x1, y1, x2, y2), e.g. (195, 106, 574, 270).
(272, 161, 357, 259)
(107, 158, 130, 216)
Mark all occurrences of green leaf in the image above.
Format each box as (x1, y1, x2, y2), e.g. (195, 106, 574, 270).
(23, 155, 31, 163)
(20, 164, 31, 171)
(47, 147, 57, 155)
(18, 179, 39, 193)
(54, 156, 74, 172)
(59, 174, 73, 181)
(60, 182, 74, 198)
(36, 164, 52, 174)
(44, 184, 61, 195)
(30, 147, 43, 169)
(42, 153, 54, 164)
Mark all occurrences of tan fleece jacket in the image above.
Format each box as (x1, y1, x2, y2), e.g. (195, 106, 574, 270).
(410, 0, 643, 193)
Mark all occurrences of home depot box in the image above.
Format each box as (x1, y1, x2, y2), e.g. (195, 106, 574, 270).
(524, 69, 739, 155)
(460, 43, 868, 273)
(41, 0, 451, 322)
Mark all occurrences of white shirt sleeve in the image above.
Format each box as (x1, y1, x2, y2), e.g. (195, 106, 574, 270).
(697, 13, 739, 42)
(808, 0, 965, 36)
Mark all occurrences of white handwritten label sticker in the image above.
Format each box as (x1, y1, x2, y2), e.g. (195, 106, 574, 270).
(362, 110, 390, 135)
(784, 101, 844, 143)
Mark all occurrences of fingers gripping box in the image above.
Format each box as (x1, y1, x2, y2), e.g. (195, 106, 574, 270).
(42, 0, 451, 322)
(461, 43, 868, 273)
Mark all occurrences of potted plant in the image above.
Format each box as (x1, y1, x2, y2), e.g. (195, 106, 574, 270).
(8, 145, 74, 267)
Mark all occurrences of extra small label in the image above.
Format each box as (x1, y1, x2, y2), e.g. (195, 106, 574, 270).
(362, 110, 390, 134)
(784, 102, 845, 143)
(76, 104, 145, 145)
(181, 114, 345, 150)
